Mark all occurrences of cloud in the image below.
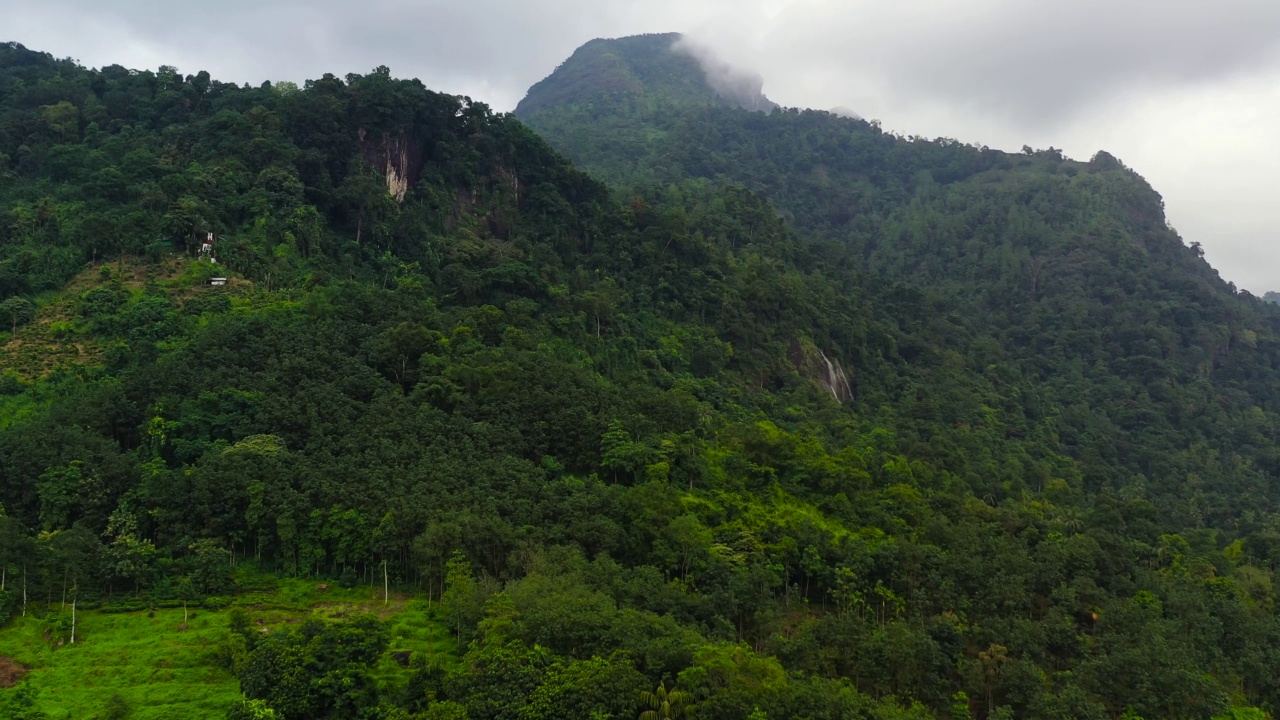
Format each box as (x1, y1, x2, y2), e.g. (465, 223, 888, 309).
(2, 0, 1278, 291)
(672, 35, 776, 110)
(687, 0, 1280, 124)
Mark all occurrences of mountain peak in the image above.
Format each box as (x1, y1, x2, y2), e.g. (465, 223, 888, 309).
(515, 33, 776, 117)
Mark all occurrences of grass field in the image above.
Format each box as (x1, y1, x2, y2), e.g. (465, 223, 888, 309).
(0, 578, 455, 719)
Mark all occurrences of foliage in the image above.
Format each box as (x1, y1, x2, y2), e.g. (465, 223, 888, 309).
(238, 615, 387, 720)
(638, 680, 693, 720)
(4, 34, 1280, 720)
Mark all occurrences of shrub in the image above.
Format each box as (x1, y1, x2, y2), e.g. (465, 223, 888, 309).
(203, 596, 232, 610)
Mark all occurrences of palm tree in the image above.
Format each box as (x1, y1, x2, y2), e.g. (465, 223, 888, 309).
(1060, 507, 1083, 534)
(639, 681, 693, 720)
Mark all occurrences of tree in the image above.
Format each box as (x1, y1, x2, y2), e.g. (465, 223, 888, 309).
(978, 644, 1010, 714)
(638, 681, 692, 720)
(184, 538, 232, 595)
(239, 616, 387, 720)
(0, 296, 35, 334)
(0, 508, 27, 592)
(338, 162, 398, 247)
(41, 100, 78, 141)
(600, 420, 651, 484)
(521, 655, 648, 720)
(40, 526, 101, 607)
(442, 551, 481, 648)
(162, 195, 211, 250)
(420, 701, 469, 720)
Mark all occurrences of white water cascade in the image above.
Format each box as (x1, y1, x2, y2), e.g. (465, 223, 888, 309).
(818, 348, 853, 403)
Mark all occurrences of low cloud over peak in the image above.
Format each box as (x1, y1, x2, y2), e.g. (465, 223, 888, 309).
(671, 34, 776, 111)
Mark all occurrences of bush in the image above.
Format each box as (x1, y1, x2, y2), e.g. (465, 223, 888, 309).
(77, 282, 129, 320)
(100, 600, 151, 614)
(203, 596, 232, 610)
(183, 292, 232, 316)
(3, 684, 48, 720)
(215, 629, 251, 674)
(0, 371, 26, 396)
(0, 588, 16, 626)
(39, 611, 73, 645)
(47, 320, 74, 340)
(103, 340, 133, 370)
(226, 699, 277, 720)
(339, 567, 358, 589)
(102, 694, 132, 720)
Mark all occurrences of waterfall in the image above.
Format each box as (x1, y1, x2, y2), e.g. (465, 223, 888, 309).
(818, 348, 853, 403)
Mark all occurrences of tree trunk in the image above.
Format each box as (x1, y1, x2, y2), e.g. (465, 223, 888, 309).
(383, 559, 389, 605)
(71, 597, 77, 644)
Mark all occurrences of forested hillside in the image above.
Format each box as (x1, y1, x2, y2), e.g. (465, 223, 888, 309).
(518, 34, 1280, 527)
(1, 35, 1279, 720)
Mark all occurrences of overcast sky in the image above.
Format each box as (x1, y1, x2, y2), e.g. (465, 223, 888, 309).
(5, 0, 1277, 292)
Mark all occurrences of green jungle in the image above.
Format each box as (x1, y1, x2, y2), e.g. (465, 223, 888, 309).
(1, 30, 1280, 720)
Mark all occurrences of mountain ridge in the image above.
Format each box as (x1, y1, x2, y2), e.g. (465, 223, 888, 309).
(3, 35, 1280, 720)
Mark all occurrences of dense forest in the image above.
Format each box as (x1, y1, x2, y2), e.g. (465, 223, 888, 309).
(1, 32, 1280, 720)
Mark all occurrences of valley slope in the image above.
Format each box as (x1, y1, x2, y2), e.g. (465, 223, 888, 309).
(0, 36, 1277, 720)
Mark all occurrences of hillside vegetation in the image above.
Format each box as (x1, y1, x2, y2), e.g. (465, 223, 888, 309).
(517, 33, 1280, 532)
(0, 35, 1278, 720)
(0, 575, 453, 720)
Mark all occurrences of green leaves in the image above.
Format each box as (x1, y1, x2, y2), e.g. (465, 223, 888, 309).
(638, 680, 693, 720)
(0, 296, 35, 334)
(238, 616, 388, 720)
(6, 34, 1280, 720)
(442, 552, 484, 649)
(35, 461, 86, 531)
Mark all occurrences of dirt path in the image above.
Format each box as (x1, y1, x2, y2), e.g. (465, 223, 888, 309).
(0, 656, 29, 687)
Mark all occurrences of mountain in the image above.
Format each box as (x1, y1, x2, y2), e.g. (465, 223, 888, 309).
(518, 34, 1280, 515)
(3, 36, 1280, 720)
(516, 33, 776, 117)
(513, 33, 779, 182)
(1265, 291, 1280, 305)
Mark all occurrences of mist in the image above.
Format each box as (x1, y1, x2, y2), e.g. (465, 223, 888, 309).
(671, 35, 776, 111)
(674, 8, 1280, 294)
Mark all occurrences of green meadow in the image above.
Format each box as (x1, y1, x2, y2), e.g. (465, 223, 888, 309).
(0, 578, 455, 719)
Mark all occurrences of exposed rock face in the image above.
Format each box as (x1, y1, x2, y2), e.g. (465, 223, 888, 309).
(816, 348, 854, 403)
(358, 128, 420, 203)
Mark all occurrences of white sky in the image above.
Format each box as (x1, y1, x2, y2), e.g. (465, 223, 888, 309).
(4, 0, 1277, 292)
